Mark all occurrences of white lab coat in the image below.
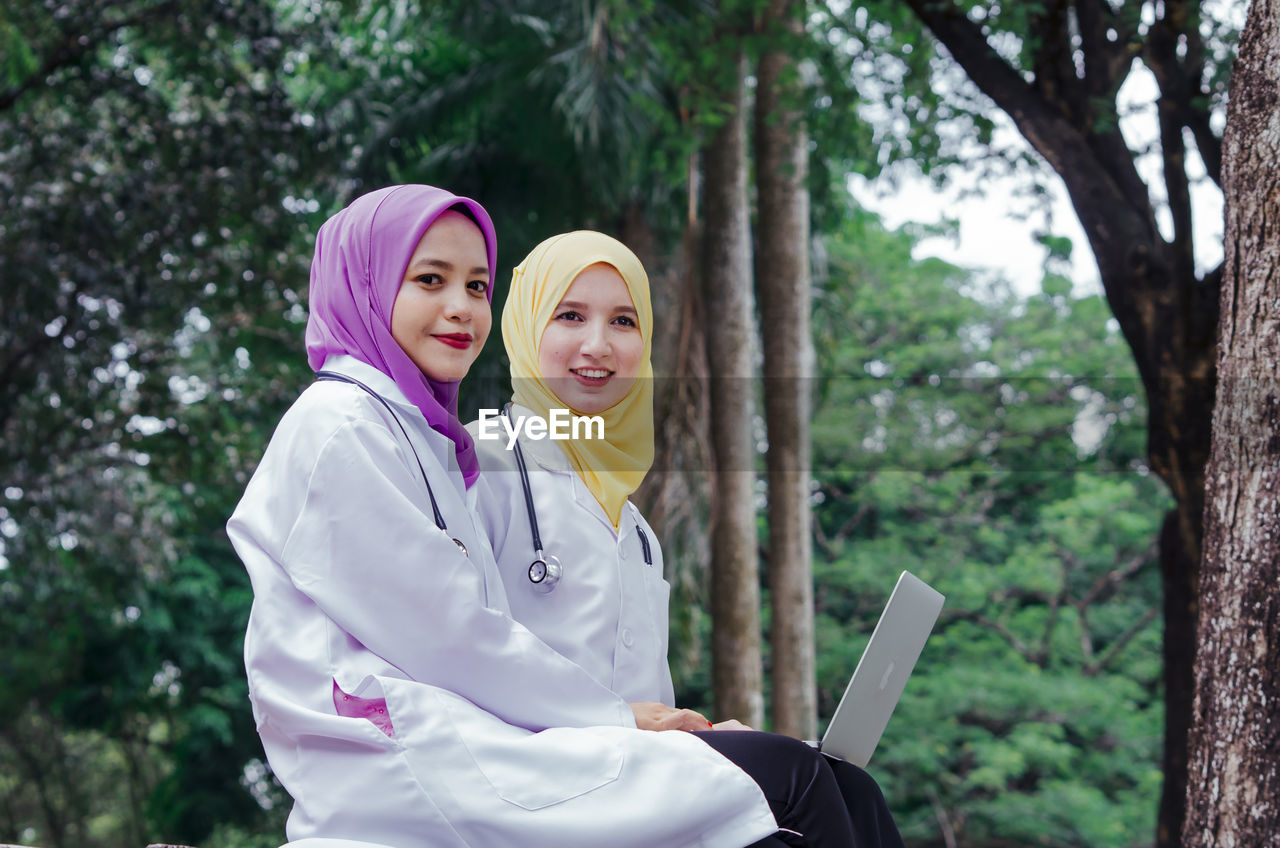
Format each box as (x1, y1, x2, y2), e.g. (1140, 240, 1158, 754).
(468, 406, 674, 705)
(228, 356, 775, 848)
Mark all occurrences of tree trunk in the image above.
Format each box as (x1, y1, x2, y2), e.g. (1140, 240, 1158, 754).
(755, 0, 817, 741)
(1157, 506, 1201, 848)
(626, 204, 716, 691)
(1183, 1, 1280, 843)
(702, 48, 765, 727)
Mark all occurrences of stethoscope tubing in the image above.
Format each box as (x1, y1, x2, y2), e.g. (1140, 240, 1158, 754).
(315, 371, 468, 556)
(502, 403, 653, 591)
(505, 402, 548, 557)
(310, 376, 654, 585)
(504, 403, 563, 592)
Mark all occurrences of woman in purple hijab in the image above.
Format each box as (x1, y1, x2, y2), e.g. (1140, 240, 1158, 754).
(226, 185, 781, 848)
(302, 184, 495, 487)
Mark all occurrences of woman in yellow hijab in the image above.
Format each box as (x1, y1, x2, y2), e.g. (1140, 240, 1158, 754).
(470, 231, 906, 848)
(472, 230, 673, 705)
(503, 230, 654, 528)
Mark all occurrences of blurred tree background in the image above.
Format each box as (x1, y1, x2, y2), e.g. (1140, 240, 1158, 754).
(0, 1, 1234, 846)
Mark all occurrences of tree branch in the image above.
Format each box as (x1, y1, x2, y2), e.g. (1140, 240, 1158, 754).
(0, 1, 179, 113)
(900, 0, 1160, 326)
(1159, 94, 1197, 278)
(1028, 0, 1086, 120)
(1171, 0, 1221, 185)
(1185, 112, 1223, 188)
(831, 501, 873, 545)
(901, 1, 1064, 157)
(1143, 0, 1224, 189)
(1084, 607, 1159, 676)
(1080, 543, 1156, 608)
(1039, 553, 1076, 665)
(940, 609, 1041, 667)
(1, 726, 68, 847)
(929, 788, 959, 848)
(1078, 0, 1143, 98)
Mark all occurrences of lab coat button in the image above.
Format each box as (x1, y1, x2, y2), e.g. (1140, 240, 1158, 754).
(622, 628, 634, 648)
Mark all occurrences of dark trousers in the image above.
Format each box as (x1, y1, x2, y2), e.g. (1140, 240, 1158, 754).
(691, 731, 905, 848)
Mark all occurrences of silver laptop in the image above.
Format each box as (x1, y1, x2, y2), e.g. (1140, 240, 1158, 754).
(814, 570, 944, 767)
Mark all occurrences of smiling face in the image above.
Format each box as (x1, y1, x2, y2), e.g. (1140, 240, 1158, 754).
(537, 262, 644, 415)
(390, 210, 492, 382)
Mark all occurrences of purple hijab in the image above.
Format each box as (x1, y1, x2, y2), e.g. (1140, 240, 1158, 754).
(304, 184, 497, 488)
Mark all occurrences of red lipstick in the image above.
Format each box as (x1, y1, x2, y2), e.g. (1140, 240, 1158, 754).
(434, 333, 472, 350)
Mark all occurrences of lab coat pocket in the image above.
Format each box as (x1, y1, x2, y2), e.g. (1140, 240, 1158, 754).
(436, 689, 625, 810)
(327, 674, 404, 750)
(644, 571, 672, 621)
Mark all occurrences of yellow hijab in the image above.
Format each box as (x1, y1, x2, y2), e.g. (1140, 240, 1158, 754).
(503, 231, 654, 528)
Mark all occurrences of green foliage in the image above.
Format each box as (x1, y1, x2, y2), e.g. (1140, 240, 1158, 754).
(293, 0, 880, 271)
(0, 0, 317, 843)
(295, 0, 687, 248)
(806, 210, 1169, 847)
(0, 18, 40, 86)
(671, 208, 1168, 848)
(818, 0, 1002, 182)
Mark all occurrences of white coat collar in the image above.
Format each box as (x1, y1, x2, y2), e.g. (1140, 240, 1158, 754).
(320, 354, 471, 497)
(507, 404, 643, 538)
(320, 354, 417, 410)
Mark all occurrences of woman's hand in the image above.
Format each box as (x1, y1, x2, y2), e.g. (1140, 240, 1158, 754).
(630, 702, 713, 732)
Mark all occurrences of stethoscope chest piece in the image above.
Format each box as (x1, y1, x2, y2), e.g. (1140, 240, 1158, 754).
(505, 404, 567, 594)
(452, 537, 468, 557)
(528, 552, 563, 594)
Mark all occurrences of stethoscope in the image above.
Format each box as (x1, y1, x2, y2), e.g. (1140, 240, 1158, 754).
(502, 403, 652, 595)
(504, 403, 563, 593)
(316, 371, 469, 557)
(310, 372, 653, 588)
